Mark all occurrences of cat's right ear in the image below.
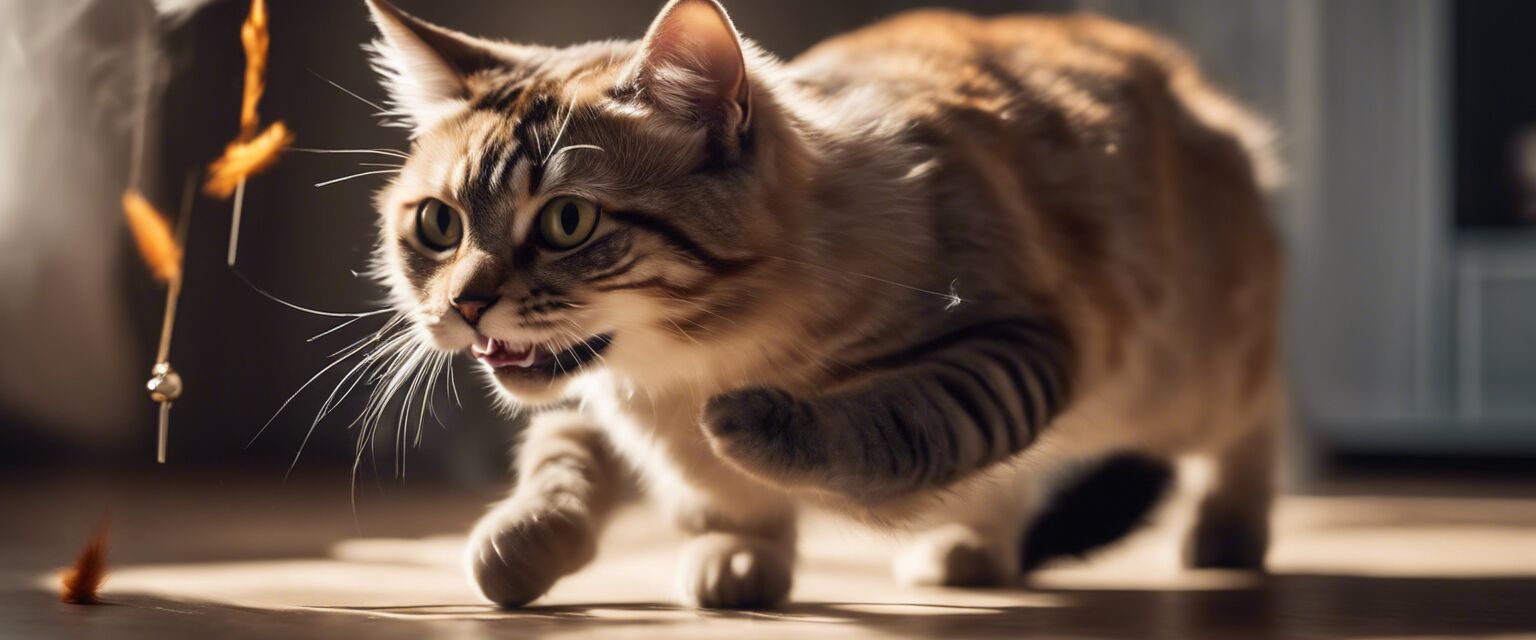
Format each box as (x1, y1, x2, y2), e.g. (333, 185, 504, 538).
(626, 0, 751, 143)
(364, 0, 527, 135)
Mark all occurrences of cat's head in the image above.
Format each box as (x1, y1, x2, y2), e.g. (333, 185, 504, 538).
(365, 0, 806, 404)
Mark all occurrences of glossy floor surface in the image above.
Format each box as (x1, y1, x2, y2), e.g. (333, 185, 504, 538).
(3, 467, 1534, 639)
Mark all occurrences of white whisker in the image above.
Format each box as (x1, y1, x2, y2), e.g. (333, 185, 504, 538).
(272, 316, 412, 476)
(543, 102, 578, 165)
(547, 144, 605, 166)
(289, 146, 408, 159)
(662, 316, 701, 346)
(403, 346, 435, 450)
(248, 332, 380, 449)
(308, 314, 372, 343)
(315, 169, 401, 188)
(232, 269, 393, 318)
(308, 68, 388, 113)
(445, 355, 463, 408)
(348, 338, 432, 480)
(557, 317, 611, 369)
(765, 254, 967, 309)
(415, 352, 448, 443)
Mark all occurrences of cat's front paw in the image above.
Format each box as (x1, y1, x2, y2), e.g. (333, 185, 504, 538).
(702, 387, 820, 485)
(676, 532, 793, 609)
(466, 497, 598, 608)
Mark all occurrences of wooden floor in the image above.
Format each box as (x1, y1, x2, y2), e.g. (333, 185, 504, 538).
(3, 467, 1535, 639)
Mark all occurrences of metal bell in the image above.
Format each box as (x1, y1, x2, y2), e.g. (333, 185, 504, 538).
(147, 362, 183, 403)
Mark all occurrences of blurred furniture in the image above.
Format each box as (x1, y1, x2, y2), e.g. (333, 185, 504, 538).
(1084, 0, 1536, 454)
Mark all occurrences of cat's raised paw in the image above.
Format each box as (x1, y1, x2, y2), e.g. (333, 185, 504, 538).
(466, 498, 598, 608)
(676, 532, 793, 609)
(702, 387, 815, 480)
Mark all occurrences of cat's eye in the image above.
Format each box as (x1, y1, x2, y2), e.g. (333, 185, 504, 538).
(537, 196, 599, 250)
(415, 198, 463, 254)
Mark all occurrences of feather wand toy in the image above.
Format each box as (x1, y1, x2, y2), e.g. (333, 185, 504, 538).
(206, 0, 293, 268)
(124, 183, 194, 464)
(120, 14, 192, 463)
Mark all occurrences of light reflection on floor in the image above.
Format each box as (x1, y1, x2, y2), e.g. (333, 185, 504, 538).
(14, 476, 1536, 639)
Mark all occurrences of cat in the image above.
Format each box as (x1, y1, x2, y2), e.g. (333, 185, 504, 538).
(363, 0, 1284, 609)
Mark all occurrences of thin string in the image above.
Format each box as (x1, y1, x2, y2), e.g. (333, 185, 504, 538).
(126, 24, 152, 191)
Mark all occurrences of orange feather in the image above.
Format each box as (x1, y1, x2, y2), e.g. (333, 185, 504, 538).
(238, 0, 270, 140)
(60, 517, 110, 604)
(203, 121, 294, 198)
(122, 190, 182, 284)
(204, 0, 292, 199)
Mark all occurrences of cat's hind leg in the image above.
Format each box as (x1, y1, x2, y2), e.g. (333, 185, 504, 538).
(467, 410, 622, 607)
(1018, 453, 1174, 572)
(892, 473, 1031, 587)
(1184, 399, 1281, 570)
(894, 451, 1175, 587)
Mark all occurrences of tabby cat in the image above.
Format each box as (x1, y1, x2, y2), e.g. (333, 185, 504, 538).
(364, 0, 1284, 608)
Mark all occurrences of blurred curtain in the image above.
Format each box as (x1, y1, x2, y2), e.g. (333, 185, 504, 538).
(0, 0, 157, 450)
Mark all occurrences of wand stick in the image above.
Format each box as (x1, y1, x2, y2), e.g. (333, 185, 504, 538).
(227, 177, 245, 267)
(157, 176, 195, 365)
(146, 175, 197, 463)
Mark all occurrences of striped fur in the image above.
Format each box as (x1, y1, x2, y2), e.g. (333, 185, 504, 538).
(364, 0, 1285, 609)
(705, 314, 1070, 504)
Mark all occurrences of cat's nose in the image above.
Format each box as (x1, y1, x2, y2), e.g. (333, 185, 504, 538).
(452, 294, 499, 326)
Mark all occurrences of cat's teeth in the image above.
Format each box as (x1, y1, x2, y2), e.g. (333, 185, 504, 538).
(470, 335, 553, 369)
(472, 333, 495, 356)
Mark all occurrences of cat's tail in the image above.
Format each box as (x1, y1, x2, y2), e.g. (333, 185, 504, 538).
(1018, 453, 1174, 573)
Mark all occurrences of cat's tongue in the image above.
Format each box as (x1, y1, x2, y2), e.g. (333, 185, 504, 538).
(471, 335, 544, 369)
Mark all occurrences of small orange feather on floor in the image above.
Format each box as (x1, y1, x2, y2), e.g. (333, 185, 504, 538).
(60, 518, 110, 604)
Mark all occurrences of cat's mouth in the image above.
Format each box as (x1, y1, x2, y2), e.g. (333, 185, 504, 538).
(470, 332, 613, 378)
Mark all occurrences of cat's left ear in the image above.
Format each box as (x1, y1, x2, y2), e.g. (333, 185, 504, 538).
(628, 0, 751, 140)
(365, 0, 532, 134)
